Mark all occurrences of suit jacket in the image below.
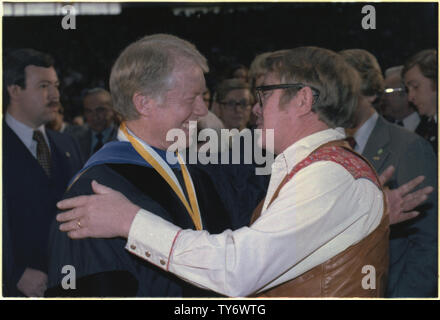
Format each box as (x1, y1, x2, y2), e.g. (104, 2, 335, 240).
(2, 123, 84, 296)
(74, 126, 118, 160)
(362, 116, 438, 297)
(415, 115, 437, 154)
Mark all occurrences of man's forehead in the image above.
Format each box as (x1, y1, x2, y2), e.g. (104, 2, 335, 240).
(25, 65, 58, 82)
(172, 64, 206, 92)
(385, 73, 403, 87)
(404, 65, 424, 81)
(84, 92, 112, 107)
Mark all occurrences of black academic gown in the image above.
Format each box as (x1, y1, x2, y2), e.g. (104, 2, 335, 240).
(46, 161, 234, 297)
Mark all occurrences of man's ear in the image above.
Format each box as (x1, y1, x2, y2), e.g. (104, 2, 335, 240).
(132, 92, 154, 117)
(293, 86, 314, 116)
(7, 85, 22, 101)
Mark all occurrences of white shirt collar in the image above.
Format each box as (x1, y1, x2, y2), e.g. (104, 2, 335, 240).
(402, 111, 421, 131)
(5, 112, 49, 150)
(273, 128, 346, 174)
(353, 112, 379, 154)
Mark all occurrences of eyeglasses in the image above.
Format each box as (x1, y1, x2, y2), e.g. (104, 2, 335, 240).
(255, 83, 320, 107)
(219, 100, 251, 110)
(383, 87, 405, 94)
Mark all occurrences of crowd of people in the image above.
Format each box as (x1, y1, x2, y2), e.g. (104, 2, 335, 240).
(2, 33, 437, 298)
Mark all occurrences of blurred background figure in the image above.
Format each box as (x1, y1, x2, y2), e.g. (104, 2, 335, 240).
(73, 88, 118, 159)
(45, 103, 85, 136)
(229, 63, 249, 83)
(381, 66, 420, 132)
(214, 78, 253, 131)
(402, 49, 437, 153)
(72, 114, 85, 127)
(198, 86, 225, 145)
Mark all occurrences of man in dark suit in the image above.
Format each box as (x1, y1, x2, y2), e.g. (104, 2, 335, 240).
(402, 49, 437, 154)
(73, 88, 117, 160)
(2, 49, 84, 296)
(341, 49, 438, 297)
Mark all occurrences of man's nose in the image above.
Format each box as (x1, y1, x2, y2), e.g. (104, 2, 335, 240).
(49, 85, 60, 101)
(407, 89, 415, 104)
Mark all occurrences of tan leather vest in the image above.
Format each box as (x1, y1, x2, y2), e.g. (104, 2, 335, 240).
(250, 140, 389, 297)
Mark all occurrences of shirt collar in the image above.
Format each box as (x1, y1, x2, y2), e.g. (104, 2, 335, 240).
(402, 111, 421, 131)
(353, 111, 379, 154)
(273, 128, 346, 174)
(5, 112, 48, 149)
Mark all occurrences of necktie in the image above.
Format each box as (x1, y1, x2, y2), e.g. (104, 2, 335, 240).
(93, 133, 104, 154)
(345, 136, 357, 149)
(33, 130, 51, 177)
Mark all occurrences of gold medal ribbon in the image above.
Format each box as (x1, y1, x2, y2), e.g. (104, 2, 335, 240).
(120, 122, 202, 230)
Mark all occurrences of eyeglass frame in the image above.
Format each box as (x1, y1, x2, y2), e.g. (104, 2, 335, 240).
(383, 87, 405, 94)
(255, 83, 320, 107)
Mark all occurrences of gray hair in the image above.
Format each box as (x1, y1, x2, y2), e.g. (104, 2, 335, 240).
(109, 34, 209, 120)
(384, 65, 403, 78)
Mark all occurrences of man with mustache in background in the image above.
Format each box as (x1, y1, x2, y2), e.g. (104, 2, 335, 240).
(2, 49, 84, 296)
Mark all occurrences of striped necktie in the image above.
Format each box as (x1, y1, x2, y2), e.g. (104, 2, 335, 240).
(33, 130, 51, 177)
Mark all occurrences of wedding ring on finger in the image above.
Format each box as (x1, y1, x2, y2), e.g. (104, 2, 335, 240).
(77, 220, 82, 229)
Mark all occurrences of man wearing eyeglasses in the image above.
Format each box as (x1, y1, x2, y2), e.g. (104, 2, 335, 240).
(73, 88, 118, 160)
(381, 66, 421, 132)
(55, 46, 402, 297)
(215, 79, 253, 131)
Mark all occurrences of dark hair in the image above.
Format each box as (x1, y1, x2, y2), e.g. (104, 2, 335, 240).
(215, 78, 252, 104)
(3, 48, 55, 107)
(402, 49, 437, 88)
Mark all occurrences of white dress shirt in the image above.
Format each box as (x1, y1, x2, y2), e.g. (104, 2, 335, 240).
(353, 112, 379, 154)
(401, 111, 421, 132)
(125, 128, 384, 297)
(5, 112, 51, 158)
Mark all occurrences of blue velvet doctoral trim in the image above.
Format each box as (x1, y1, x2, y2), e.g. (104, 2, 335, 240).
(69, 141, 181, 185)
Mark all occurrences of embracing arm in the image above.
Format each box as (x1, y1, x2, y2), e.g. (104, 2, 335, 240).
(57, 162, 383, 296)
